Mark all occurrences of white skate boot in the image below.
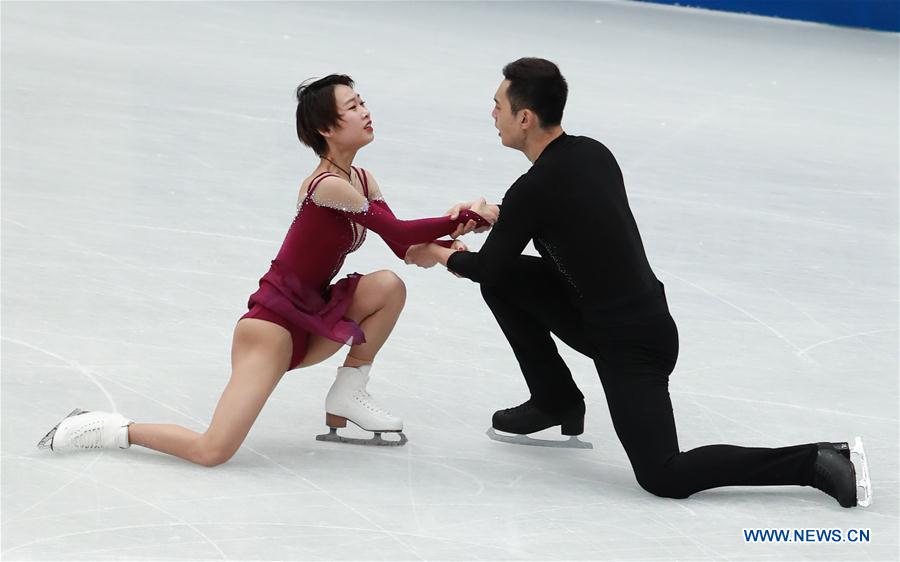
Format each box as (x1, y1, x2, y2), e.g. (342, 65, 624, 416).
(316, 365, 407, 446)
(37, 409, 133, 452)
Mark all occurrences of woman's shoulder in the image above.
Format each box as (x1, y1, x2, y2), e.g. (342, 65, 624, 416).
(352, 167, 382, 201)
(302, 169, 338, 188)
(297, 170, 339, 205)
(306, 173, 371, 213)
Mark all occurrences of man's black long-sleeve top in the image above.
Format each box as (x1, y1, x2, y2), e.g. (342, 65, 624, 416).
(447, 133, 668, 323)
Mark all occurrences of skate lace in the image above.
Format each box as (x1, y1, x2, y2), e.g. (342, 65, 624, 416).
(356, 389, 393, 417)
(71, 420, 105, 449)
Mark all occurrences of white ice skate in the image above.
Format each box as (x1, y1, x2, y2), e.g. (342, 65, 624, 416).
(316, 365, 407, 446)
(37, 409, 133, 452)
(851, 436, 872, 507)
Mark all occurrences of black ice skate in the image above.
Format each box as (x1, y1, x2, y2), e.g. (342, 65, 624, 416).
(813, 438, 872, 508)
(486, 399, 592, 449)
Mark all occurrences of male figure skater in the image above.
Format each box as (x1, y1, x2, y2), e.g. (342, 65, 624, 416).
(405, 57, 870, 507)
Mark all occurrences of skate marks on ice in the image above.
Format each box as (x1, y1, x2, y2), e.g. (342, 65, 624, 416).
(0, 455, 229, 560)
(4, 0, 898, 559)
(5, 343, 424, 557)
(657, 269, 805, 355)
(4, 337, 119, 413)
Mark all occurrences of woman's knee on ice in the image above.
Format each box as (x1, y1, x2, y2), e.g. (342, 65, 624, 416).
(192, 437, 240, 468)
(191, 444, 236, 467)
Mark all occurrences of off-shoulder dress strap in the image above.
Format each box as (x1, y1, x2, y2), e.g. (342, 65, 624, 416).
(307, 171, 339, 198)
(352, 166, 370, 199)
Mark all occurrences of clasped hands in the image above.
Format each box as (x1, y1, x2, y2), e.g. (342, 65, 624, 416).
(404, 197, 499, 269)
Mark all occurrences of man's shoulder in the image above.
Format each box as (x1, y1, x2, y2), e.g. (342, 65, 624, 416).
(509, 170, 538, 192)
(526, 135, 604, 173)
(565, 134, 610, 153)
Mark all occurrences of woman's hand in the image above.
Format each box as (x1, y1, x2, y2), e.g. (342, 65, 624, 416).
(404, 243, 439, 268)
(450, 239, 468, 252)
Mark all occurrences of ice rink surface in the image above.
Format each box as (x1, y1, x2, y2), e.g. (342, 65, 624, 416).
(2, 1, 898, 560)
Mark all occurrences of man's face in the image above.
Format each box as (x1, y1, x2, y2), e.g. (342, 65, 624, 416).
(492, 80, 522, 149)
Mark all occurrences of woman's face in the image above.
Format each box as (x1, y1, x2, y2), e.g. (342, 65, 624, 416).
(325, 84, 374, 150)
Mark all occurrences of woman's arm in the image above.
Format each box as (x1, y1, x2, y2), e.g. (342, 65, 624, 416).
(309, 174, 488, 252)
(370, 199, 457, 259)
(363, 172, 466, 259)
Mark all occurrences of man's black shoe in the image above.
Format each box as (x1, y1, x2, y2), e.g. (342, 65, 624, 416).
(492, 400, 585, 436)
(812, 443, 857, 508)
(818, 441, 851, 460)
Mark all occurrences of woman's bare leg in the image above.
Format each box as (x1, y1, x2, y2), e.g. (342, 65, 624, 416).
(128, 318, 292, 466)
(297, 269, 406, 368)
(127, 270, 404, 464)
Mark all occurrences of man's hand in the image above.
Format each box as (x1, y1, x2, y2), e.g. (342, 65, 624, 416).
(404, 243, 439, 268)
(445, 199, 477, 220)
(446, 197, 500, 238)
(471, 200, 499, 233)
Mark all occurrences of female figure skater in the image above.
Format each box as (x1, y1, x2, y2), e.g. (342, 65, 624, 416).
(39, 74, 494, 465)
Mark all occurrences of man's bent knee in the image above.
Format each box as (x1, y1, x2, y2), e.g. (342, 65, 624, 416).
(635, 468, 692, 499)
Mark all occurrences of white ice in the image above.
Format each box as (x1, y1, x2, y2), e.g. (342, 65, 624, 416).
(2, 1, 898, 560)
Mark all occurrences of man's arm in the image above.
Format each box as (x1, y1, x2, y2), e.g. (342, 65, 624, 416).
(436, 181, 539, 284)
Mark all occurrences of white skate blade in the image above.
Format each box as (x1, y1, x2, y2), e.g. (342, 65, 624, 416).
(315, 427, 408, 447)
(37, 408, 87, 450)
(486, 427, 593, 449)
(851, 436, 872, 507)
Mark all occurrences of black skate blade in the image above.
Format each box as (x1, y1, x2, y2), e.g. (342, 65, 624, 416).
(37, 408, 87, 450)
(315, 427, 408, 447)
(486, 427, 593, 449)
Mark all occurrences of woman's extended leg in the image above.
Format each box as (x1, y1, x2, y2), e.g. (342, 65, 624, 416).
(127, 318, 292, 466)
(127, 269, 406, 460)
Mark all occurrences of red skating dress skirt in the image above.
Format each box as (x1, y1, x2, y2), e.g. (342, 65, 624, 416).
(241, 168, 488, 370)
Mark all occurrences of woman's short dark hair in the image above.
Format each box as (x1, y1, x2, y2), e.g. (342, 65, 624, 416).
(502, 58, 568, 128)
(295, 74, 354, 157)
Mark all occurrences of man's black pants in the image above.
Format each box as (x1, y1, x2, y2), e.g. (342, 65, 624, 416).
(481, 256, 818, 498)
